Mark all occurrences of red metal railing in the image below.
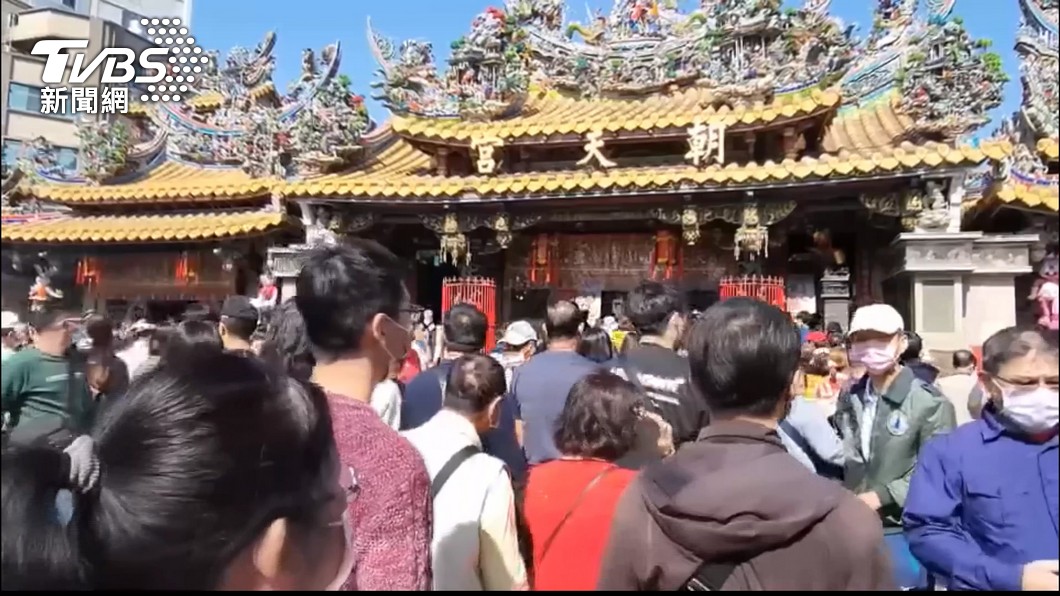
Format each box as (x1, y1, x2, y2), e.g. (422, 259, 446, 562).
(441, 277, 497, 351)
(719, 276, 787, 311)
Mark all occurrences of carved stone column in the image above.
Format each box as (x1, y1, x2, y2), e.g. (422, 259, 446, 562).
(890, 232, 1038, 352)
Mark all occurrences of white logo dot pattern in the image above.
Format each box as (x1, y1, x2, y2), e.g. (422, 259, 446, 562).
(139, 17, 209, 103)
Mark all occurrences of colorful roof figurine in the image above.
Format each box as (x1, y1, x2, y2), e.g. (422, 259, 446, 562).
(971, 0, 1058, 213)
(369, 0, 859, 132)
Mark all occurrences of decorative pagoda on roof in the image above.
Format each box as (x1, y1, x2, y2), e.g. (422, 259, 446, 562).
(1, 0, 1048, 348)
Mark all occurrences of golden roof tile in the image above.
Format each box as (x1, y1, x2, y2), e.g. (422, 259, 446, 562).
(1038, 137, 1059, 161)
(392, 88, 842, 143)
(992, 179, 1060, 212)
(284, 137, 1003, 201)
(822, 94, 915, 153)
(0, 210, 291, 244)
(22, 162, 277, 205)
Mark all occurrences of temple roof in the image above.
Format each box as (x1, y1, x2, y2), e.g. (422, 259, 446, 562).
(283, 132, 1006, 201)
(0, 210, 291, 244)
(1, 0, 1024, 219)
(21, 162, 277, 206)
(393, 88, 841, 143)
(5, 31, 369, 208)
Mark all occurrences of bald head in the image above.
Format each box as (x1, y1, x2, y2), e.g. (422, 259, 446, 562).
(546, 300, 582, 341)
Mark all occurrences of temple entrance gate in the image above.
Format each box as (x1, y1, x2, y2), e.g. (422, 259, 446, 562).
(442, 277, 498, 351)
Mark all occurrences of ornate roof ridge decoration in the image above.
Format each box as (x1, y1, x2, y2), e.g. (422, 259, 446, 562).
(369, 0, 857, 120)
(972, 0, 1058, 214)
(23, 33, 372, 190)
(841, 0, 1005, 143)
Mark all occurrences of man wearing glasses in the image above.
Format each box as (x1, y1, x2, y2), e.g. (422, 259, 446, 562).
(2, 306, 95, 448)
(904, 325, 1059, 592)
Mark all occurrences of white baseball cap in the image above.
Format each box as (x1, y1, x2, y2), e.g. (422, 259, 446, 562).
(848, 304, 905, 336)
(500, 320, 538, 347)
(1, 311, 19, 330)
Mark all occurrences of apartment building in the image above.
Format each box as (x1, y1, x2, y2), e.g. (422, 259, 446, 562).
(2, 0, 191, 176)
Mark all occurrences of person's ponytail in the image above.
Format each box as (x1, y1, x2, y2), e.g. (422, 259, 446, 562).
(0, 445, 90, 590)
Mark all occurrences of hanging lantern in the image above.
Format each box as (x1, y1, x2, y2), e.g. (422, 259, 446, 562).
(528, 233, 556, 284)
(174, 252, 197, 284)
(75, 257, 100, 288)
(651, 230, 682, 281)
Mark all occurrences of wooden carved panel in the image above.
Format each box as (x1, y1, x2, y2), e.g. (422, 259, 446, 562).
(96, 251, 234, 300)
(505, 232, 739, 293)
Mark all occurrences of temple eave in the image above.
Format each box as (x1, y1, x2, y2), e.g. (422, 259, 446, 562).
(0, 210, 296, 245)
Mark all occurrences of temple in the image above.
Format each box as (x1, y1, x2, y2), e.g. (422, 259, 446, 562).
(1, 0, 1055, 350)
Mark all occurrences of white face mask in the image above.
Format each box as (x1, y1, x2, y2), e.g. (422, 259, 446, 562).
(1001, 386, 1060, 434)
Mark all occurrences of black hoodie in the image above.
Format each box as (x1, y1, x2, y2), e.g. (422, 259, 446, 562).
(597, 420, 895, 591)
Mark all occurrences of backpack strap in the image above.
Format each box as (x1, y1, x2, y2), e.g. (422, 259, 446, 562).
(683, 562, 738, 591)
(430, 444, 480, 501)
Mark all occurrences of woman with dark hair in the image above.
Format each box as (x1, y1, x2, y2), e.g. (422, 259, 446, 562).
(160, 319, 223, 363)
(523, 371, 643, 590)
(904, 325, 1059, 591)
(258, 301, 316, 382)
(0, 351, 353, 591)
(577, 326, 614, 364)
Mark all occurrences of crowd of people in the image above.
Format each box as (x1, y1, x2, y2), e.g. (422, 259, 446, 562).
(0, 239, 1056, 591)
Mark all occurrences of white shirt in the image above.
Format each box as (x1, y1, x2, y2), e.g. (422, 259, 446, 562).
(117, 339, 151, 378)
(402, 410, 527, 591)
(370, 379, 402, 430)
(860, 386, 879, 460)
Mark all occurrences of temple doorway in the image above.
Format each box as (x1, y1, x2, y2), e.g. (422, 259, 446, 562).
(414, 253, 459, 314)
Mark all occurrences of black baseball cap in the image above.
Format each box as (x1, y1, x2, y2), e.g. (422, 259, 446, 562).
(220, 295, 260, 323)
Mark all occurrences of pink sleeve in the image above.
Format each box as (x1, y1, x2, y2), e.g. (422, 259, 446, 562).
(352, 455, 433, 591)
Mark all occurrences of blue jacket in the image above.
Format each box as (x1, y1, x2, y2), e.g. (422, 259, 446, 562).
(903, 408, 1059, 591)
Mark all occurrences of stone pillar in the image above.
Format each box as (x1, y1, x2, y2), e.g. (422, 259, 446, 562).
(891, 232, 978, 351)
(963, 234, 1037, 347)
(890, 232, 1038, 352)
(820, 270, 852, 330)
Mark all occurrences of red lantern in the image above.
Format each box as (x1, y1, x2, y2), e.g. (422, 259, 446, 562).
(528, 233, 556, 284)
(175, 252, 196, 284)
(651, 230, 682, 280)
(75, 257, 100, 287)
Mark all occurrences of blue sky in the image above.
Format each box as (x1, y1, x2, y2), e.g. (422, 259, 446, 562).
(191, 0, 1022, 130)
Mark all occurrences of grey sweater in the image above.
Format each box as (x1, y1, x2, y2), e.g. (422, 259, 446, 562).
(778, 397, 845, 472)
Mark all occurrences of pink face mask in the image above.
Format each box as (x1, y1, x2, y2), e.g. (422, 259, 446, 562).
(849, 340, 899, 375)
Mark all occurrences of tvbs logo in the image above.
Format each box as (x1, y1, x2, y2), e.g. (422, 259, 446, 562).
(31, 40, 168, 85)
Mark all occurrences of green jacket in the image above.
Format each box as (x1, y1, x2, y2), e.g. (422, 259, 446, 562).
(1, 348, 96, 437)
(835, 366, 956, 531)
